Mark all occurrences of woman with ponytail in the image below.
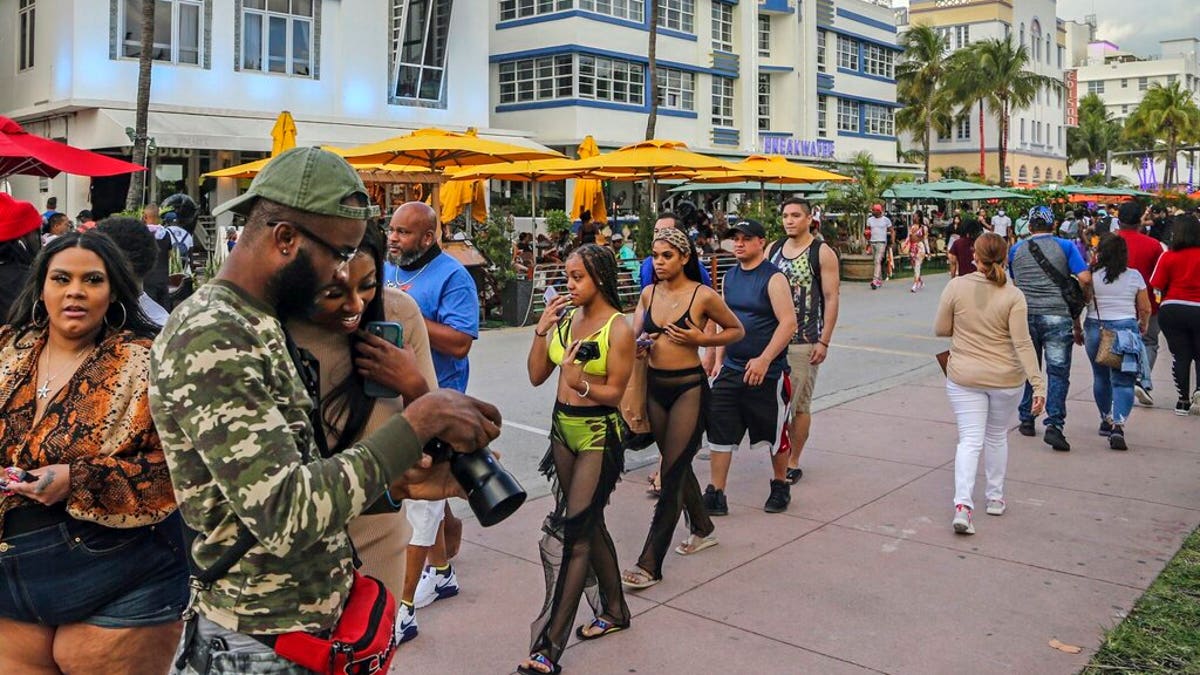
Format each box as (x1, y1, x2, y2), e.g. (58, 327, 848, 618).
(934, 233, 1045, 535)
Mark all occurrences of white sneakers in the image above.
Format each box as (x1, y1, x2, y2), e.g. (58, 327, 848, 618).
(986, 499, 1006, 516)
(952, 505, 975, 535)
(413, 565, 460, 609)
(396, 602, 418, 645)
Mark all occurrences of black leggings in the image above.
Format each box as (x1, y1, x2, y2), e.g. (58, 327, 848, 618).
(636, 366, 715, 579)
(1159, 303, 1200, 402)
(530, 404, 629, 664)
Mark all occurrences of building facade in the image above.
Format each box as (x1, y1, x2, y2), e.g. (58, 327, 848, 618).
(0, 0, 540, 222)
(900, 0, 1069, 185)
(487, 0, 906, 167)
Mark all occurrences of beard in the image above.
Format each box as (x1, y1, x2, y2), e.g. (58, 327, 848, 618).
(268, 249, 321, 321)
(391, 244, 430, 268)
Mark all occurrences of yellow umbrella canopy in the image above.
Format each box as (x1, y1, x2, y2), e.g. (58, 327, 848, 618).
(563, 139, 740, 178)
(203, 156, 273, 179)
(570, 135, 607, 224)
(339, 127, 563, 170)
(437, 129, 489, 225)
(692, 154, 852, 184)
(270, 111, 297, 157)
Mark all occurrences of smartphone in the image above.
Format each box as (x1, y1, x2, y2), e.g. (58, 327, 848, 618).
(543, 286, 558, 304)
(636, 337, 654, 351)
(364, 321, 403, 399)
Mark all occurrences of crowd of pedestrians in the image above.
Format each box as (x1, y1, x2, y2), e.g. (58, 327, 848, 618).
(0, 149, 1197, 675)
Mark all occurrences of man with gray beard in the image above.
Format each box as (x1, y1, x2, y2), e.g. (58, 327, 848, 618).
(382, 202, 479, 643)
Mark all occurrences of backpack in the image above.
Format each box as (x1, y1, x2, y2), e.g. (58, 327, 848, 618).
(767, 236, 825, 316)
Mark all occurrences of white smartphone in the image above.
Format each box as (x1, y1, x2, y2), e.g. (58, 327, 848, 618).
(543, 286, 558, 304)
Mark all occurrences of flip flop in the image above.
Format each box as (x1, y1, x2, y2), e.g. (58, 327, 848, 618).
(646, 473, 661, 498)
(517, 653, 562, 675)
(674, 534, 719, 556)
(575, 617, 627, 641)
(621, 568, 660, 590)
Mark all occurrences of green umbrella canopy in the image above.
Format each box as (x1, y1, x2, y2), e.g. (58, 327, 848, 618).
(1061, 185, 1154, 197)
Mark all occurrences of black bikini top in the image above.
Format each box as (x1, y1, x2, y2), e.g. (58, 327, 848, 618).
(643, 283, 702, 335)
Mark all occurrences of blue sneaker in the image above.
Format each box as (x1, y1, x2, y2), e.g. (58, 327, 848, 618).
(413, 565, 459, 609)
(396, 602, 418, 645)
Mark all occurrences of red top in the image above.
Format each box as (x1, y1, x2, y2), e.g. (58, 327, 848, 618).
(1150, 248, 1200, 305)
(1117, 229, 1165, 313)
(949, 236, 976, 275)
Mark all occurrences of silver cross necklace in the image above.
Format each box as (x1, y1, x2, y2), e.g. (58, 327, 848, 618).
(37, 344, 93, 400)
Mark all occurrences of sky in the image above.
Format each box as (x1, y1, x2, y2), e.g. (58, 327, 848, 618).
(894, 0, 1198, 58)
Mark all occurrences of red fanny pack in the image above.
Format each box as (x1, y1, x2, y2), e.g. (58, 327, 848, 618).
(273, 571, 397, 674)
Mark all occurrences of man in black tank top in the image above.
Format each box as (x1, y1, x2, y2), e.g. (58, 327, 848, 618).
(703, 219, 799, 516)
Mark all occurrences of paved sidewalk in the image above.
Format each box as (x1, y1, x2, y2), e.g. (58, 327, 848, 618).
(394, 353, 1200, 674)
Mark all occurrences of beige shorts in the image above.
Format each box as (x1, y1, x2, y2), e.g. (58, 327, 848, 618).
(786, 344, 821, 415)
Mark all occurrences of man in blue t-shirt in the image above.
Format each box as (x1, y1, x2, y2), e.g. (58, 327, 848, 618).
(638, 212, 713, 289)
(703, 218, 797, 517)
(1008, 205, 1093, 452)
(384, 201, 479, 643)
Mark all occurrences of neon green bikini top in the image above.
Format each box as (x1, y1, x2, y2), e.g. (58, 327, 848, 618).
(547, 309, 622, 377)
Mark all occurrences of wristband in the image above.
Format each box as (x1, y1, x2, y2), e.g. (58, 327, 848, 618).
(534, 328, 549, 337)
(384, 489, 403, 510)
(818, 339, 829, 347)
(576, 380, 591, 398)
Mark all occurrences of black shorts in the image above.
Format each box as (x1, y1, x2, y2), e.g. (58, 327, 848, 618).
(706, 368, 791, 455)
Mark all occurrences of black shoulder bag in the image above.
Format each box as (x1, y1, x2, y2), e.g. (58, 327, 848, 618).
(1027, 239, 1086, 318)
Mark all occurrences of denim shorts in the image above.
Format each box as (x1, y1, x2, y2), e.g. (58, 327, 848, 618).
(0, 512, 188, 628)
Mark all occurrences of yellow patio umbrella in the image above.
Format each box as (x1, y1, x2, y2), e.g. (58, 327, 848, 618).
(446, 157, 598, 223)
(689, 153, 852, 202)
(438, 129, 489, 226)
(570, 136, 607, 224)
(203, 156, 273, 179)
(270, 111, 297, 157)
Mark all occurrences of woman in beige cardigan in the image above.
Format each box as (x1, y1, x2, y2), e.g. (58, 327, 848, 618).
(935, 233, 1046, 535)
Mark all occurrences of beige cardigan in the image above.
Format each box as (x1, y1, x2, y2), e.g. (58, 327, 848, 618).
(934, 273, 1047, 397)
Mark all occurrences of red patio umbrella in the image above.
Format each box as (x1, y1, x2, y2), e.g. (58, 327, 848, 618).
(0, 116, 145, 179)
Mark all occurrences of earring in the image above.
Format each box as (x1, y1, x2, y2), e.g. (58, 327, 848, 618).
(31, 300, 48, 328)
(104, 302, 128, 332)
(282, 248, 289, 255)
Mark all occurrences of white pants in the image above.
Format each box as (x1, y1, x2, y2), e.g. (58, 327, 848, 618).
(405, 499, 447, 547)
(946, 381, 1024, 510)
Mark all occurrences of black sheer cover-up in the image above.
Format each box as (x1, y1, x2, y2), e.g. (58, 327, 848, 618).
(529, 403, 630, 664)
(635, 365, 715, 579)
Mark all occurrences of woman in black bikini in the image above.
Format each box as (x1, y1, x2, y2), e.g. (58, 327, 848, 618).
(622, 228, 743, 591)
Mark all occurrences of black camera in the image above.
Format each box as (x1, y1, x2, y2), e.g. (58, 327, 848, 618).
(575, 340, 601, 363)
(423, 440, 526, 527)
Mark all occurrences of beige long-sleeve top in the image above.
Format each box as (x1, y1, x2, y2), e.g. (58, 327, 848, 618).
(934, 272, 1046, 397)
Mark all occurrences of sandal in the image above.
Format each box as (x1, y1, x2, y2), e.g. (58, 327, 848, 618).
(575, 617, 628, 641)
(517, 653, 562, 675)
(674, 534, 719, 556)
(786, 467, 803, 485)
(621, 567, 660, 590)
(646, 473, 661, 498)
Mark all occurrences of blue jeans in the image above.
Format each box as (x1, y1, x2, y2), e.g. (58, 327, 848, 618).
(1084, 318, 1139, 425)
(1019, 314, 1075, 429)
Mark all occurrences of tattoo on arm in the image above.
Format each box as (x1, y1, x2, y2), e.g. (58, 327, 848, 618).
(34, 469, 55, 495)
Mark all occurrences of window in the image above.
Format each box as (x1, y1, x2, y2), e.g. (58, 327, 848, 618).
(579, 54, 644, 104)
(710, 2, 732, 52)
(816, 30, 826, 71)
(1019, 22, 1024, 48)
(121, 0, 204, 65)
(658, 0, 693, 33)
(1138, 76, 1148, 90)
(863, 44, 893, 79)
(578, 0, 643, 22)
(711, 75, 734, 126)
(837, 98, 859, 133)
(863, 104, 893, 136)
(758, 15, 770, 57)
(656, 66, 695, 111)
(1056, 88, 1062, 107)
(1121, 104, 1128, 115)
(1045, 33, 1051, 64)
(1033, 167, 1040, 181)
(1020, 118, 1025, 142)
(837, 35, 858, 71)
(1057, 45, 1063, 67)
(1168, 74, 1177, 85)
(241, 0, 315, 77)
(498, 53, 572, 103)
(954, 24, 968, 49)
(757, 73, 771, 130)
(1087, 80, 1104, 95)
(1030, 20, 1041, 61)
(1057, 170, 1063, 181)
(817, 95, 828, 137)
(18, 0, 34, 71)
(1018, 165, 1027, 182)
(955, 114, 970, 140)
(1057, 126, 1063, 148)
(391, 0, 452, 101)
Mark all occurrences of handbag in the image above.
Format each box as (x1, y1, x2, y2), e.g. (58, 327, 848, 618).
(273, 571, 397, 674)
(1092, 297, 1123, 369)
(1027, 239, 1086, 318)
(620, 356, 651, 435)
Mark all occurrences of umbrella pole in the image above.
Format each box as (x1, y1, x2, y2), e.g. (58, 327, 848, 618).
(431, 180, 443, 241)
(532, 182, 538, 234)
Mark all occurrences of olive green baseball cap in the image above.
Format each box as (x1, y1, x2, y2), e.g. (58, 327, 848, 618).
(213, 146, 380, 220)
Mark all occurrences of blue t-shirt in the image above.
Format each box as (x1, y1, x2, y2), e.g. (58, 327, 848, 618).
(721, 261, 789, 379)
(639, 256, 713, 289)
(383, 253, 479, 392)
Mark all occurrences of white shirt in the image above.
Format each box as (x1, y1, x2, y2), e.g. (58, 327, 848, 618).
(866, 215, 892, 243)
(1087, 268, 1145, 321)
(991, 214, 1012, 237)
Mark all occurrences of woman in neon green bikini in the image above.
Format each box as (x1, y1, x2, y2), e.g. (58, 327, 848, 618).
(520, 244, 636, 675)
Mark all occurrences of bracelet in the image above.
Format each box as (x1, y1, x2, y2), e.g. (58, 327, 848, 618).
(384, 489, 403, 510)
(576, 380, 591, 398)
(818, 339, 829, 347)
(534, 328, 549, 337)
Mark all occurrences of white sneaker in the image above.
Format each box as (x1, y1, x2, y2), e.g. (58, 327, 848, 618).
(396, 602, 418, 645)
(952, 505, 975, 534)
(986, 499, 1006, 516)
(413, 565, 459, 609)
(1134, 384, 1154, 406)
(1192, 390, 1200, 415)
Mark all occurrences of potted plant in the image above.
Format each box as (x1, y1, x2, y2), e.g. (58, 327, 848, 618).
(543, 209, 572, 237)
(474, 210, 533, 326)
(826, 151, 898, 281)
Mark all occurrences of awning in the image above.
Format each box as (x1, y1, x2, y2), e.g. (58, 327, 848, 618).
(78, 108, 552, 154)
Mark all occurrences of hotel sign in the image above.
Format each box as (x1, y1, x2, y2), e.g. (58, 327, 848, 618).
(1065, 70, 1079, 127)
(761, 137, 835, 159)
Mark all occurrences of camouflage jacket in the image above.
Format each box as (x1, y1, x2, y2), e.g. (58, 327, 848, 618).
(149, 281, 421, 634)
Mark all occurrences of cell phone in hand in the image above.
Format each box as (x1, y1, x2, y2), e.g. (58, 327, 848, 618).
(544, 286, 568, 318)
(363, 321, 403, 399)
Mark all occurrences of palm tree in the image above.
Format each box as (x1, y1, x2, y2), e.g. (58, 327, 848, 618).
(896, 25, 953, 182)
(1124, 80, 1200, 188)
(1067, 93, 1122, 175)
(828, 151, 898, 252)
(943, 48, 990, 179)
(125, 0, 156, 211)
(645, 2, 659, 140)
(963, 37, 1060, 186)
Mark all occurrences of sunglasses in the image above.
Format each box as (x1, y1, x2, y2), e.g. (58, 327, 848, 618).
(270, 221, 358, 272)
